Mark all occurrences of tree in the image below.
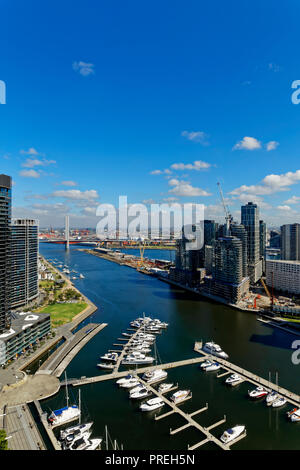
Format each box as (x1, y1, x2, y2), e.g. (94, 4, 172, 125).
(0, 429, 8, 450)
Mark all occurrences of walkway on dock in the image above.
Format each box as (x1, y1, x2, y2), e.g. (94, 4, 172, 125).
(33, 400, 61, 450)
(136, 376, 231, 451)
(194, 342, 300, 407)
(62, 356, 207, 387)
(1, 403, 46, 450)
(37, 323, 107, 376)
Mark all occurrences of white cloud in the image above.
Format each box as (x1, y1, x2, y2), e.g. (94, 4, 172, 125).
(20, 147, 41, 156)
(22, 158, 56, 168)
(150, 169, 172, 175)
(277, 205, 293, 211)
(19, 169, 40, 178)
(230, 170, 300, 197)
(181, 130, 209, 144)
(284, 196, 300, 204)
(52, 189, 99, 201)
(73, 61, 95, 76)
(168, 178, 211, 197)
(171, 160, 211, 171)
(233, 136, 262, 151)
(61, 180, 77, 187)
(266, 141, 279, 151)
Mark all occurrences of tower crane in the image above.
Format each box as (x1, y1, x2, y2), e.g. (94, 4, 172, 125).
(217, 182, 233, 235)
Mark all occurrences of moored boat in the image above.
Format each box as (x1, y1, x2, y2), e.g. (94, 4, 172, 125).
(142, 369, 167, 384)
(287, 408, 300, 422)
(140, 397, 165, 412)
(272, 396, 287, 408)
(203, 341, 229, 359)
(220, 425, 245, 443)
(170, 390, 191, 404)
(225, 374, 242, 385)
(248, 386, 268, 399)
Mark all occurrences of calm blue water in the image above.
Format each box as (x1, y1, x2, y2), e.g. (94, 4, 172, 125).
(39, 243, 300, 450)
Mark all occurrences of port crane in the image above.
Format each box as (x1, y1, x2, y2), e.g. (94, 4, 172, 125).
(217, 182, 233, 235)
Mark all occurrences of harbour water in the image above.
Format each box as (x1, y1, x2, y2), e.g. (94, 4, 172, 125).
(39, 244, 299, 450)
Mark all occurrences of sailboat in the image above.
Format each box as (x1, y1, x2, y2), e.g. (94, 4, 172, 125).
(104, 425, 123, 450)
(48, 373, 81, 428)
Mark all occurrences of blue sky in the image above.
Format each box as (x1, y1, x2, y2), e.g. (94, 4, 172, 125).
(1, 0, 300, 227)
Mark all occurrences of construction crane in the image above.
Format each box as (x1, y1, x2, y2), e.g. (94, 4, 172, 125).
(217, 182, 233, 235)
(260, 277, 275, 307)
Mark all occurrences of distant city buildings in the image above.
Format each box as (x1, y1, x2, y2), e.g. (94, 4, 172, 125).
(281, 223, 300, 261)
(205, 236, 249, 303)
(266, 259, 300, 295)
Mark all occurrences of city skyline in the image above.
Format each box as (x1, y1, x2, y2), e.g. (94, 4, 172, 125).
(1, 1, 300, 228)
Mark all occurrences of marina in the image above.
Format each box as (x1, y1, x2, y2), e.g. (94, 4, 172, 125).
(38, 244, 300, 450)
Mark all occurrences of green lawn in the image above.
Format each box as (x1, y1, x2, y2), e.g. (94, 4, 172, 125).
(38, 302, 87, 327)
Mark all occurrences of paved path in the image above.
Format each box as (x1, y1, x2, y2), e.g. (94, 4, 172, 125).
(37, 323, 107, 376)
(2, 404, 45, 450)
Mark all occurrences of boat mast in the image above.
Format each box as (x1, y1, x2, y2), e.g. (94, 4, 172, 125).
(78, 389, 81, 424)
(105, 425, 108, 450)
(65, 371, 69, 408)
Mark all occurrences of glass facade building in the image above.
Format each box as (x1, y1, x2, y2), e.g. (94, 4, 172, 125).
(0, 174, 12, 333)
(11, 219, 39, 309)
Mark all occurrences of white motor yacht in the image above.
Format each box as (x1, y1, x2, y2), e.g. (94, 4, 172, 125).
(225, 374, 242, 385)
(122, 353, 154, 365)
(200, 359, 213, 369)
(205, 362, 221, 371)
(158, 383, 174, 393)
(116, 374, 133, 385)
(142, 369, 168, 384)
(100, 352, 118, 362)
(97, 363, 114, 370)
(130, 387, 151, 399)
(62, 431, 92, 450)
(129, 383, 144, 394)
(202, 342, 229, 359)
(170, 390, 191, 404)
(60, 422, 93, 441)
(265, 391, 279, 405)
(119, 378, 141, 389)
(220, 425, 245, 444)
(248, 386, 268, 399)
(140, 397, 165, 412)
(272, 396, 287, 408)
(84, 437, 102, 450)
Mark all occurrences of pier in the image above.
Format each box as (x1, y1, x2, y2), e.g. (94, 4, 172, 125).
(37, 323, 107, 377)
(194, 342, 300, 407)
(1, 403, 46, 450)
(136, 376, 232, 451)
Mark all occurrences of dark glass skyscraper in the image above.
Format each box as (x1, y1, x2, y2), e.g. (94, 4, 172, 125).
(0, 174, 12, 332)
(281, 223, 300, 261)
(11, 219, 39, 309)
